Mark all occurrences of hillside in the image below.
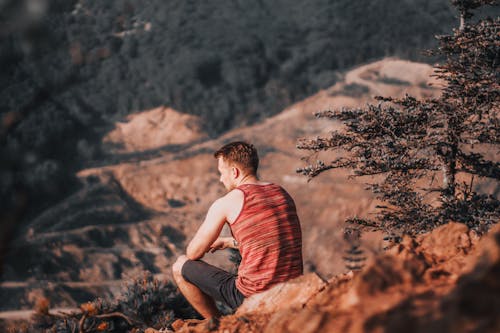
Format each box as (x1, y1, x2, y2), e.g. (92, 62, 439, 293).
(0, 58, 444, 317)
(1, 0, 473, 248)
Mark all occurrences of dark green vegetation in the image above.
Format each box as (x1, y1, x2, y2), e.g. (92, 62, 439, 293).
(298, 0, 500, 235)
(22, 272, 198, 333)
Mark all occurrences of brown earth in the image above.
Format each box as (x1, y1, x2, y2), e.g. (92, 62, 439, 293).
(103, 106, 208, 154)
(77, 57, 444, 277)
(172, 222, 500, 333)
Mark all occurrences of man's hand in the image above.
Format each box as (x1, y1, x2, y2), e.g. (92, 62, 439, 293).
(209, 237, 238, 253)
(186, 189, 243, 260)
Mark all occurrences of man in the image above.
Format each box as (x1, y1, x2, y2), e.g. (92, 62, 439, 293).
(172, 141, 303, 319)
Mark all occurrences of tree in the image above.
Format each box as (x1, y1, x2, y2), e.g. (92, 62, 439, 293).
(297, 0, 500, 236)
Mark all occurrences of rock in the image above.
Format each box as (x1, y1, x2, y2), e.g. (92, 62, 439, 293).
(417, 222, 472, 265)
(355, 245, 428, 296)
(263, 308, 328, 333)
(174, 318, 220, 333)
(415, 222, 475, 281)
(236, 273, 327, 315)
(431, 223, 500, 333)
(171, 318, 185, 331)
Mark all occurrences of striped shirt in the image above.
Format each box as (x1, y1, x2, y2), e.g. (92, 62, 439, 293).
(231, 183, 303, 296)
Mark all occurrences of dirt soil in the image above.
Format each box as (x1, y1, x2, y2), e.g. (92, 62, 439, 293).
(173, 222, 500, 333)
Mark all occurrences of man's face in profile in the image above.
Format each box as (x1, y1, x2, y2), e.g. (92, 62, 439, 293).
(217, 157, 235, 191)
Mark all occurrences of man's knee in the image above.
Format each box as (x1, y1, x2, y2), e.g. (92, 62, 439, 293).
(172, 255, 188, 279)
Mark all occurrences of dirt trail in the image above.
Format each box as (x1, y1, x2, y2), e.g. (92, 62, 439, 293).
(0, 273, 169, 289)
(0, 308, 79, 320)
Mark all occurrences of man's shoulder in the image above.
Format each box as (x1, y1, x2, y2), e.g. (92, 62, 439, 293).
(216, 189, 245, 222)
(212, 189, 244, 208)
(222, 188, 245, 203)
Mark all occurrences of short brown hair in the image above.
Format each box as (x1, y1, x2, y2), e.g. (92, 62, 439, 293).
(214, 141, 259, 175)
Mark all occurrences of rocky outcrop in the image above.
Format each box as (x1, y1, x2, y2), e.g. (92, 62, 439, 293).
(236, 273, 327, 315)
(171, 222, 499, 333)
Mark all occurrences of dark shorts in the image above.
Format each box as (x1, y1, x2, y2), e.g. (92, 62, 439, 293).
(181, 259, 245, 310)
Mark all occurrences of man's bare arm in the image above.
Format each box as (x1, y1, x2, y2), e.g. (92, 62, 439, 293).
(186, 198, 228, 260)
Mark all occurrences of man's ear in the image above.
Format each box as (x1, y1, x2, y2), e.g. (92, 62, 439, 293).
(231, 166, 240, 179)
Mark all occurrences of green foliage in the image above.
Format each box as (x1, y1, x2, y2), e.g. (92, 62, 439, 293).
(23, 272, 198, 333)
(451, 0, 498, 23)
(297, 1, 500, 235)
(118, 271, 198, 328)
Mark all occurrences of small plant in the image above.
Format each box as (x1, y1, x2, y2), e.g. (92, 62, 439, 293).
(118, 271, 199, 329)
(24, 271, 198, 333)
(343, 228, 366, 271)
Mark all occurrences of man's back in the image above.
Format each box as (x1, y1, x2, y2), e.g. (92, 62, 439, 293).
(230, 183, 303, 296)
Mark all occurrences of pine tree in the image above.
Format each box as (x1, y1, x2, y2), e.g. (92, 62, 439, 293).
(297, 0, 499, 235)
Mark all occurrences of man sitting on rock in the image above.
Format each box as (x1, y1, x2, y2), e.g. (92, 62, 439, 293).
(172, 141, 303, 319)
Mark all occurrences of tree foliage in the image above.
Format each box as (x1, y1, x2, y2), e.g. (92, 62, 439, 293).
(297, 0, 500, 235)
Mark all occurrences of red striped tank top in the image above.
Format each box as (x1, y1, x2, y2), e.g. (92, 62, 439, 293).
(231, 183, 303, 297)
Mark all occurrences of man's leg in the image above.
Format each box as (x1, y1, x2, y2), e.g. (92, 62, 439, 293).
(172, 255, 221, 319)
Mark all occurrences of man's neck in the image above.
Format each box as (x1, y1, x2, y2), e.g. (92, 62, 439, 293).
(236, 174, 259, 187)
